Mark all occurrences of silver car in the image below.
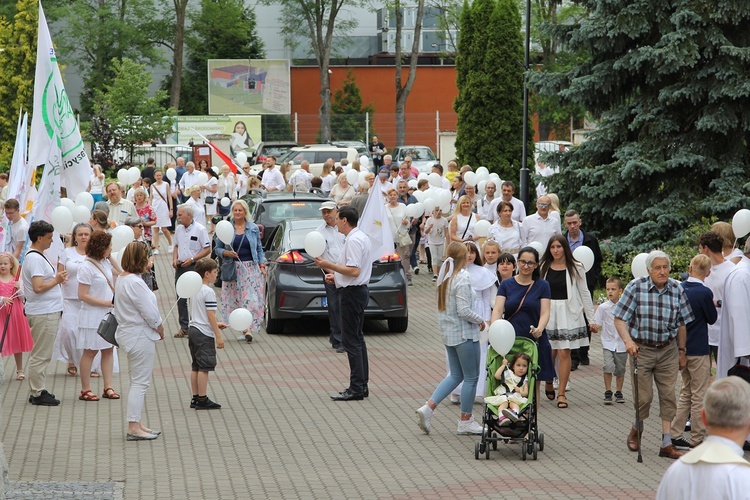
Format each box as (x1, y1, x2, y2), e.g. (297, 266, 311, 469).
(390, 145, 438, 173)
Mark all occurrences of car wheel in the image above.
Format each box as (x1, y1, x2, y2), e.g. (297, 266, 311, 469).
(387, 317, 408, 333)
(264, 290, 284, 335)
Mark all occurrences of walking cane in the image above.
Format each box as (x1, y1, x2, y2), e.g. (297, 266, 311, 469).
(633, 355, 643, 463)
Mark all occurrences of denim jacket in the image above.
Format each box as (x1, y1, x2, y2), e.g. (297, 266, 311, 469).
(215, 221, 265, 265)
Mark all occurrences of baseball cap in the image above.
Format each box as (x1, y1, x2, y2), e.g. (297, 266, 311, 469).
(319, 201, 338, 210)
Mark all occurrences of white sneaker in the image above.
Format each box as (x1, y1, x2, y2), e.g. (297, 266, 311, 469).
(474, 395, 485, 404)
(168, 246, 174, 252)
(502, 408, 519, 422)
(457, 418, 484, 435)
(565, 381, 572, 391)
(416, 404, 433, 434)
(152, 249, 159, 255)
(553, 378, 559, 389)
(449, 393, 460, 405)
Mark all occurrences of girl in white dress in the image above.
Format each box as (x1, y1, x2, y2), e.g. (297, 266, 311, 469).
(202, 168, 219, 232)
(149, 170, 173, 253)
(185, 185, 207, 228)
(87, 165, 105, 204)
(487, 200, 523, 255)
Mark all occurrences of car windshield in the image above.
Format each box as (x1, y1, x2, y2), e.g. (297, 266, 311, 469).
(264, 146, 294, 157)
(260, 201, 324, 227)
(398, 147, 436, 162)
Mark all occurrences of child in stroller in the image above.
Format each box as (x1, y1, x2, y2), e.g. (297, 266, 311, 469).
(484, 352, 530, 425)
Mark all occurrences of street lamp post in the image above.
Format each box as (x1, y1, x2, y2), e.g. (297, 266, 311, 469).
(519, 0, 532, 207)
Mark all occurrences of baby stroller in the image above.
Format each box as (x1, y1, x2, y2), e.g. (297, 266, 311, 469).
(474, 337, 545, 461)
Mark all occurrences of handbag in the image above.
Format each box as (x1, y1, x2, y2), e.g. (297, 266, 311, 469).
(149, 268, 159, 291)
(220, 232, 246, 282)
(397, 230, 412, 247)
(205, 195, 215, 204)
(97, 312, 119, 347)
(727, 358, 750, 384)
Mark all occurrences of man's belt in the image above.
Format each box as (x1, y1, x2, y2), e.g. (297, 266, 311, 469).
(633, 338, 673, 349)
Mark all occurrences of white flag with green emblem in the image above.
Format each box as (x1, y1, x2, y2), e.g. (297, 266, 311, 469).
(28, 2, 91, 198)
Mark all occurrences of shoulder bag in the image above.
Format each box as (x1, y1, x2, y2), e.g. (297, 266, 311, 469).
(220, 232, 246, 282)
(728, 358, 750, 385)
(87, 258, 119, 347)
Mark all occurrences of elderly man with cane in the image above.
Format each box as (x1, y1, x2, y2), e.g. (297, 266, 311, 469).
(613, 250, 694, 460)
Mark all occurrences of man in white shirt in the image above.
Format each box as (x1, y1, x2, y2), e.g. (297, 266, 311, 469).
(260, 156, 286, 192)
(4, 199, 29, 258)
(178, 161, 200, 202)
(716, 241, 750, 380)
(656, 377, 750, 500)
(23, 221, 67, 406)
(314, 206, 372, 401)
(476, 181, 497, 220)
(376, 166, 394, 199)
(699, 232, 735, 361)
(172, 204, 211, 338)
(316, 201, 346, 352)
(105, 182, 138, 225)
(521, 195, 561, 248)
(487, 181, 526, 224)
(236, 163, 250, 198)
(288, 160, 313, 192)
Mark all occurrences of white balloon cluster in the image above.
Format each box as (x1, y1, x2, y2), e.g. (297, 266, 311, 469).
(117, 167, 142, 186)
(50, 191, 97, 234)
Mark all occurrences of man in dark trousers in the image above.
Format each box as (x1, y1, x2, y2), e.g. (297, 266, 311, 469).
(564, 209, 602, 369)
(314, 206, 372, 401)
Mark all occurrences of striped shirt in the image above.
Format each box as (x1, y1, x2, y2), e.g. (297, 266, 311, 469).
(613, 276, 694, 344)
(438, 269, 485, 346)
(190, 284, 218, 338)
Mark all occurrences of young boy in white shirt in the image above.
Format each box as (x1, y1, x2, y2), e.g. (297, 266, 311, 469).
(424, 208, 449, 282)
(594, 277, 626, 404)
(189, 258, 227, 410)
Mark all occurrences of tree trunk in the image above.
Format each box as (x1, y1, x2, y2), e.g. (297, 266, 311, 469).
(395, 0, 425, 146)
(170, 0, 189, 110)
(318, 62, 332, 142)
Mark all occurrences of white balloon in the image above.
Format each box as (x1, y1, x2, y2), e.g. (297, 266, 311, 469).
(50, 206, 73, 234)
(176, 271, 202, 299)
(527, 241, 545, 256)
(60, 198, 76, 211)
(359, 156, 370, 167)
(110, 251, 122, 267)
(111, 225, 135, 252)
(474, 219, 491, 237)
(463, 171, 477, 187)
(211, 166, 220, 175)
(732, 209, 750, 238)
(72, 205, 91, 224)
(478, 180, 488, 193)
(128, 166, 141, 185)
(488, 320, 516, 356)
(215, 220, 235, 245)
(436, 189, 451, 207)
(631, 252, 649, 278)
(412, 190, 426, 203)
(304, 231, 327, 258)
(166, 168, 177, 181)
(117, 169, 129, 185)
(417, 172, 428, 181)
(428, 172, 442, 188)
(197, 172, 209, 185)
(476, 166, 490, 178)
(423, 198, 437, 213)
(440, 203, 451, 214)
(346, 169, 359, 186)
(235, 152, 248, 166)
(489, 173, 501, 182)
(407, 179, 418, 189)
(220, 197, 231, 207)
(573, 246, 595, 272)
(229, 308, 254, 331)
(75, 192, 94, 211)
(407, 203, 424, 218)
(358, 170, 368, 184)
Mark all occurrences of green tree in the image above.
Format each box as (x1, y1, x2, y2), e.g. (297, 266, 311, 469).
(454, 0, 531, 180)
(47, 0, 164, 117)
(331, 70, 374, 142)
(92, 58, 176, 170)
(0, 0, 36, 169)
(177, 0, 265, 115)
(538, 0, 750, 249)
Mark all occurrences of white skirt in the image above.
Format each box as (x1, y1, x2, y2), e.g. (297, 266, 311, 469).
(79, 327, 116, 351)
(547, 299, 590, 350)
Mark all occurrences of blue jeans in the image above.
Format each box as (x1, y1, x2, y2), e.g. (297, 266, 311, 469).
(430, 340, 480, 415)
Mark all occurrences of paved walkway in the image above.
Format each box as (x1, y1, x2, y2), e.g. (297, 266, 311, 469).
(0, 256, 727, 498)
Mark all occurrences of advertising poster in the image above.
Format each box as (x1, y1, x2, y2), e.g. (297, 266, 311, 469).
(171, 115, 262, 157)
(208, 59, 291, 115)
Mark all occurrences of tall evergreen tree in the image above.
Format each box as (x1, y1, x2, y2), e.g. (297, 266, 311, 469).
(331, 70, 375, 142)
(538, 0, 750, 248)
(454, 0, 531, 181)
(178, 0, 265, 115)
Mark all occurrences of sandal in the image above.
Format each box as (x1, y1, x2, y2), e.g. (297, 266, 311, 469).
(90, 371, 100, 378)
(15, 370, 25, 381)
(79, 389, 100, 401)
(244, 330, 253, 343)
(67, 364, 77, 376)
(102, 387, 121, 399)
(545, 382, 555, 400)
(557, 394, 568, 408)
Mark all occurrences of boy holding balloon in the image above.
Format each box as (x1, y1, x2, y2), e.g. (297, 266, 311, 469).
(188, 258, 227, 410)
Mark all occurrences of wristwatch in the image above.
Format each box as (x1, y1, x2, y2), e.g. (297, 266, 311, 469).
(678, 347, 686, 353)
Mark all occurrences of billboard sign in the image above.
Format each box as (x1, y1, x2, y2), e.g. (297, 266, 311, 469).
(208, 59, 291, 115)
(170, 115, 262, 158)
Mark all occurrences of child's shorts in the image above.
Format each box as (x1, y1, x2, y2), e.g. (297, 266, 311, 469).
(188, 326, 217, 372)
(602, 349, 627, 377)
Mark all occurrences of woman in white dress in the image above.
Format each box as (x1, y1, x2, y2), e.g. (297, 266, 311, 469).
(77, 230, 121, 401)
(185, 185, 207, 228)
(201, 165, 219, 232)
(329, 173, 355, 205)
(320, 163, 337, 194)
(449, 195, 480, 243)
(87, 164, 105, 204)
(149, 169, 173, 254)
(385, 188, 413, 283)
(217, 165, 237, 216)
(487, 201, 523, 255)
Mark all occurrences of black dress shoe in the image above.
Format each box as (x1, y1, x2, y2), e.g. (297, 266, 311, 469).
(570, 363, 579, 372)
(331, 389, 364, 401)
(580, 357, 590, 366)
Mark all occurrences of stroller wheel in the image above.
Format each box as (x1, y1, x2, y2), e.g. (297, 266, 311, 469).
(521, 441, 527, 461)
(533, 441, 538, 460)
(485, 442, 491, 460)
(492, 433, 498, 450)
(475, 442, 481, 460)
(538, 432, 545, 452)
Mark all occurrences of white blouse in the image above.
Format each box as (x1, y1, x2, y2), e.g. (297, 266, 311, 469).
(114, 273, 162, 342)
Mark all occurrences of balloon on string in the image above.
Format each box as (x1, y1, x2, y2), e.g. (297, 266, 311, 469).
(488, 320, 516, 356)
(110, 251, 122, 267)
(72, 205, 91, 224)
(631, 253, 649, 278)
(220, 197, 231, 207)
(304, 231, 327, 258)
(117, 169, 129, 185)
(423, 198, 437, 213)
(440, 203, 451, 214)
(732, 209, 750, 238)
(197, 172, 209, 185)
(408, 202, 425, 218)
(128, 166, 141, 185)
(428, 172, 442, 188)
(527, 241, 545, 256)
(229, 308, 253, 331)
(75, 192, 94, 211)
(423, 189, 435, 201)
(166, 168, 177, 181)
(235, 152, 248, 166)
(215, 220, 235, 246)
(176, 271, 202, 299)
(211, 166, 219, 175)
(417, 172, 428, 181)
(359, 156, 370, 168)
(412, 190, 425, 203)
(475, 166, 490, 181)
(358, 170, 368, 184)
(474, 219, 491, 237)
(436, 189, 451, 207)
(60, 198, 76, 211)
(51, 206, 74, 234)
(463, 171, 477, 187)
(478, 180, 488, 193)
(573, 245, 595, 272)
(489, 173, 501, 182)
(346, 169, 359, 185)
(111, 225, 135, 252)
(408, 179, 418, 189)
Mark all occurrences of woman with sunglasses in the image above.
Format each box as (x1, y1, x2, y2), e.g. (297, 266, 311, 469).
(490, 246, 555, 401)
(124, 217, 156, 290)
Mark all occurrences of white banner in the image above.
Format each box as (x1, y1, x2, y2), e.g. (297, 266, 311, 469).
(28, 2, 91, 198)
(359, 184, 394, 262)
